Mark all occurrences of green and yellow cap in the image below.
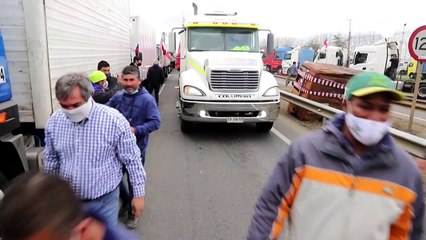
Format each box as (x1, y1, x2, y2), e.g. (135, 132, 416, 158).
(344, 72, 405, 101)
(89, 70, 106, 83)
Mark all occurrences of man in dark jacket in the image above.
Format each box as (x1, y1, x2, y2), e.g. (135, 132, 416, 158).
(146, 59, 165, 105)
(98, 60, 118, 89)
(107, 65, 160, 229)
(89, 70, 120, 104)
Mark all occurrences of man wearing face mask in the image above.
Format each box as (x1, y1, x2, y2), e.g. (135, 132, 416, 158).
(43, 73, 146, 225)
(97, 60, 118, 89)
(89, 70, 120, 104)
(247, 72, 424, 240)
(0, 172, 141, 240)
(107, 65, 160, 229)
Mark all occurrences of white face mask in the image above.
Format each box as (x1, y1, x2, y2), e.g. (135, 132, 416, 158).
(345, 113, 391, 146)
(61, 98, 93, 123)
(103, 80, 109, 89)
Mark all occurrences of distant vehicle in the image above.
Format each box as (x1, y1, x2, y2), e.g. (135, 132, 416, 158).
(156, 32, 172, 78)
(397, 60, 410, 76)
(281, 46, 314, 75)
(314, 46, 347, 67)
(262, 47, 293, 73)
(406, 60, 426, 79)
(130, 16, 157, 79)
(350, 40, 399, 80)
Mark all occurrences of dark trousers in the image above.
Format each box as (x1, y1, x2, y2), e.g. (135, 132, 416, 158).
(150, 83, 161, 105)
(119, 149, 146, 217)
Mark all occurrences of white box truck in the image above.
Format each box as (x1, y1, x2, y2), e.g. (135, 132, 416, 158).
(169, 5, 279, 132)
(0, 0, 132, 186)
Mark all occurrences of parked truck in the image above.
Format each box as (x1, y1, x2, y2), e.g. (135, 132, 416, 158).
(281, 46, 315, 75)
(314, 46, 347, 67)
(0, 0, 133, 187)
(130, 16, 157, 79)
(402, 61, 426, 99)
(350, 40, 399, 80)
(262, 47, 293, 73)
(169, 5, 279, 132)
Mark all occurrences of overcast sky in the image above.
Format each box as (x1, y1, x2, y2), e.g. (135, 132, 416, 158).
(130, 0, 425, 42)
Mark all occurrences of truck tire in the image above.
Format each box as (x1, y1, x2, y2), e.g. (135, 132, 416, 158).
(276, 66, 282, 74)
(418, 85, 426, 99)
(256, 122, 274, 132)
(181, 119, 193, 133)
(409, 73, 416, 79)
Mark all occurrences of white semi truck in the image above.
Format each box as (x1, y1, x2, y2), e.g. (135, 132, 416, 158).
(314, 46, 348, 67)
(169, 5, 279, 132)
(350, 40, 399, 79)
(0, 0, 134, 188)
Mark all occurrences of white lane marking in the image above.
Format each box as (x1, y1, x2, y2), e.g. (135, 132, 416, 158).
(271, 127, 292, 145)
(391, 111, 426, 123)
(159, 83, 166, 95)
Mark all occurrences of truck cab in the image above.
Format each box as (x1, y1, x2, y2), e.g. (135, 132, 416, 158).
(350, 40, 399, 80)
(170, 10, 279, 132)
(262, 47, 292, 73)
(314, 46, 347, 66)
(281, 46, 314, 75)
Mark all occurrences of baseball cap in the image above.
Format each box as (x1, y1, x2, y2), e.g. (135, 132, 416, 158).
(89, 70, 106, 83)
(343, 72, 405, 101)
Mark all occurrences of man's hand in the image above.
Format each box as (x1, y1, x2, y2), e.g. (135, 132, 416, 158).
(131, 196, 144, 218)
(130, 127, 136, 134)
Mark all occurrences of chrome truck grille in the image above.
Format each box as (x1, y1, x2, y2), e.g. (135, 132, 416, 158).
(209, 70, 259, 91)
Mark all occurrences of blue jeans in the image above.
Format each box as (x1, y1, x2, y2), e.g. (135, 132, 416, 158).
(83, 187, 120, 225)
(120, 149, 146, 217)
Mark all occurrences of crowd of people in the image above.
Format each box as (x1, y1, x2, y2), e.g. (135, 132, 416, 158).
(0, 57, 424, 239)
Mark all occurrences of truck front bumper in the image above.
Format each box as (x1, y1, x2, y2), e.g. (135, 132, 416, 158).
(179, 98, 280, 123)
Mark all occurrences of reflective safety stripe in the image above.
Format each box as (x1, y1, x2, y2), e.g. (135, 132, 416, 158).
(188, 58, 206, 75)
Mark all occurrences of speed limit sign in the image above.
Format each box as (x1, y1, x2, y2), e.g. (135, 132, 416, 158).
(408, 25, 426, 62)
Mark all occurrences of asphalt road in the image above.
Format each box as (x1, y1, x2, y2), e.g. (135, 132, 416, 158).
(133, 70, 425, 239)
(136, 71, 294, 239)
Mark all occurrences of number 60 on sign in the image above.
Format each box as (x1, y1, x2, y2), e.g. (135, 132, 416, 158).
(408, 25, 426, 62)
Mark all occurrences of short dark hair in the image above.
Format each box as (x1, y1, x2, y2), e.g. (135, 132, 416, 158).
(0, 172, 84, 240)
(97, 60, 110, 70)
(122, 65, 140, 78)
(133, 56, 142, 62)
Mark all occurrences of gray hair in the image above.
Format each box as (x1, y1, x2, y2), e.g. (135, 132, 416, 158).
(122, 65, 140, 79)
(55, 73, 93, 101)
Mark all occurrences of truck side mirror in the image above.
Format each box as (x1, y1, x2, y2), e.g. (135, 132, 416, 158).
(169, 32, 176, 54)
(266, 33, 274, 56)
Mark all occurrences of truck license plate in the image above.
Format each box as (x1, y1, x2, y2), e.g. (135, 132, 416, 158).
(227, 117, 244, 123)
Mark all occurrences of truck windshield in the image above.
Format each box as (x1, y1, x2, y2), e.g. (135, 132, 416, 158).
(188, 27, 258, 52)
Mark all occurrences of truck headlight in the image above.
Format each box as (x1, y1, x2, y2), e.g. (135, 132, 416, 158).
(263, 87, 279, 97)
(183, 85, 205, 96)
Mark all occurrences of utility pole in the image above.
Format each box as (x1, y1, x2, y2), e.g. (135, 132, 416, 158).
(400, 23, 407, 59)
(347, 19, 352, 67)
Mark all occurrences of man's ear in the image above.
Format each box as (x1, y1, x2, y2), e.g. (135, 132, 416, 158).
(73, 218, 92, 235)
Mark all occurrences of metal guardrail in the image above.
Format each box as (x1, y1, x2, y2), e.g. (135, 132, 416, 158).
(280, 90, 426, 159)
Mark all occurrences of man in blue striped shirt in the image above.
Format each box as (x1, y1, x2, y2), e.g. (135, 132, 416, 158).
(44, 73, 146, 225)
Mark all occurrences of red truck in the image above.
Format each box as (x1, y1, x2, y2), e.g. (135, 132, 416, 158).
(262, 47, 292, 73)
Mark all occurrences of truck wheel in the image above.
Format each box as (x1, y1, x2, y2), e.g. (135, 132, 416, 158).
(276, 66, 282, 74)
(409, 73, 415, 79)
(181, 119, 193, 133)
(418, 85, 426, 99)
(256, 122, 274, 132)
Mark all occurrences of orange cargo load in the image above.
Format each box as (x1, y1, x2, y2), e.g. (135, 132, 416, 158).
(288, 62, 362, 121)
